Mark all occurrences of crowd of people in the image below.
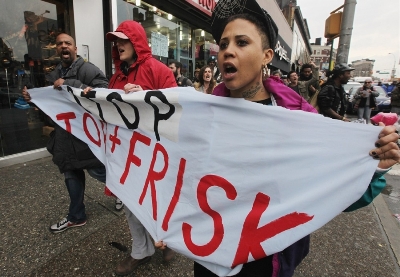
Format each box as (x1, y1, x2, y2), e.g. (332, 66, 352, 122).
(21, 0, 400, 276)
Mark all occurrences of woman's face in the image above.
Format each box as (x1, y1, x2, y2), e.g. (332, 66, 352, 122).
(203, 67, 212, 82)
(116, 38, 136, 65)
(217, 19, 273, 96)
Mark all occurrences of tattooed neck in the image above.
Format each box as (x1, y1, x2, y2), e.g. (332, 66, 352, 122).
(242, 82, 262, 99)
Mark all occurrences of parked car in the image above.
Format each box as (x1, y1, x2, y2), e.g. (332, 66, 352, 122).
(371, 86, 390, 116)
(343, 81, 362, 96)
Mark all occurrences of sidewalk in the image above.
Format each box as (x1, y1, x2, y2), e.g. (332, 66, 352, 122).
(1, 157, 399, 276)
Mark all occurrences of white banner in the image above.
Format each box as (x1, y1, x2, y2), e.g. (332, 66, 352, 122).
(31, 86, 380, 276)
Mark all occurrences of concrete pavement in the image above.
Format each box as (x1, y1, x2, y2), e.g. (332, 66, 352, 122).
(1, 157, 399, 277)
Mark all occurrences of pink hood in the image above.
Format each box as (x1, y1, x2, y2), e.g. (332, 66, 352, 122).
(213, 76, 317, 113)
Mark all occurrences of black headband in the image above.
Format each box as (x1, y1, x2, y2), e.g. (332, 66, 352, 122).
(211, 0, 278, 48)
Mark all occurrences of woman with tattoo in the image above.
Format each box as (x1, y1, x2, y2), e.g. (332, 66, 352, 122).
(156, 0, 400, 276)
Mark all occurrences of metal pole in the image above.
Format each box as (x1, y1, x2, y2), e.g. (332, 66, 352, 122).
(336, 0, 357, 64)
(328, 39, 334, 70)
(389, 53, 396, 80)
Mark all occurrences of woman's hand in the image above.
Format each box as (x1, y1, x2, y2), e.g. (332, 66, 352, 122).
(155, 240, 167, 250)
(369, 123, 400, 169)
(124, 83, 143, 94)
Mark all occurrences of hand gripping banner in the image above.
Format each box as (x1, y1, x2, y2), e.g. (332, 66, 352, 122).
(30, 86, 380, 276)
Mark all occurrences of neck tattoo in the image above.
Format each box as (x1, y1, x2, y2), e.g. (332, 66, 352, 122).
(242, 82, 261, 99)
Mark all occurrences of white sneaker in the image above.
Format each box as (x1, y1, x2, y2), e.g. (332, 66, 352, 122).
(115, 198, 124, 211)
(49, 217, 86, 233)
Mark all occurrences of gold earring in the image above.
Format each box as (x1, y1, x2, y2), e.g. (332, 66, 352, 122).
(262, 65, 267, 77)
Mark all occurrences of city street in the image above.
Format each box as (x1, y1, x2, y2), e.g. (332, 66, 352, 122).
(1, 157, 399, 276)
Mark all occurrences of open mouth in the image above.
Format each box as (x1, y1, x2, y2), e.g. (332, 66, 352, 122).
(224, 64, 237, 74)
(61, 50, 70, 59)
(118, 48, 125, 54)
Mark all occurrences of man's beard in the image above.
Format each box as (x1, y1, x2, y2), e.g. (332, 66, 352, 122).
(173, 70, 178, 78)
(300, 73, 312, 81)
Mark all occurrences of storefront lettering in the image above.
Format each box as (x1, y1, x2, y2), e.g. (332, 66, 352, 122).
(274, 41, 291, 63)
(198, 0, 216, 11)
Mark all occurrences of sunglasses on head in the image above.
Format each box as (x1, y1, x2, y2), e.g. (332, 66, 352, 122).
(365, 81, 372, 83)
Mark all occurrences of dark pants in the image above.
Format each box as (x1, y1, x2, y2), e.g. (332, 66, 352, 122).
(64, 167, 106, 223)
(194, 255, 273, 277)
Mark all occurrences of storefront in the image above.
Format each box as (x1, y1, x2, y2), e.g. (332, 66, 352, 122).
(111, 0, 219, 79)
(0, 0, 72, 159)
(0, 0, 293, 162)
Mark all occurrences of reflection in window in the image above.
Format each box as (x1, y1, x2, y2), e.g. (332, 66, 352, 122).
(0, 0, 66, 156)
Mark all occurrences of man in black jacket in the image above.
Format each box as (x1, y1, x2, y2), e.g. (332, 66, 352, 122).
(22, 33, 109, 233)
(317, 63, 354, 121)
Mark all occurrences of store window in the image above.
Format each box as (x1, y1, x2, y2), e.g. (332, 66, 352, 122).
(193, 29, 218, 70)
(0, 0, 68, 157)
(116, 0, 197, 78)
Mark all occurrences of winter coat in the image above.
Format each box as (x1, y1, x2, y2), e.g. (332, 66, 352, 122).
(317, 79, 347, 118)
(353, 86, 379, 108)
(46, 56, 109, 173)
(213, 76, 386, 277)
(390, 87, 400, 107)
(108, 20, 176, 90)
(297, 67, 320, 101)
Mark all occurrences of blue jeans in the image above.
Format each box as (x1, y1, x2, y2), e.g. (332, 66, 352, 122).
(358, 106, 372, 124)
(64, 166, 106, 222)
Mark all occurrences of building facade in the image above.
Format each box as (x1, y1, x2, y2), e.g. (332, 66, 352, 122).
(310, 42, 337, 72)
(0, 0, 293, 163)
(276, 0, 312, 73)
(351, 59, 375, 77)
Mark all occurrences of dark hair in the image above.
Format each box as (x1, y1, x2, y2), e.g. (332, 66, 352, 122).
(56, 33, 76, 46)
(326, 69, 344, 80)
(169, 61, 183, 72)
(271, 70, 281, 77)
(288, 71, 297, 78)
(198, 65, 216, 94)
(300, 63, 312, 72)
(223, 13, 270, 49)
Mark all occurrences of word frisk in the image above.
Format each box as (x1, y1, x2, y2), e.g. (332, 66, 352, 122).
(53, 85, 315, 268)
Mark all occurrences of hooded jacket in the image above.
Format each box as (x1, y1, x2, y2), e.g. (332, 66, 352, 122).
(108, 20, 176, 90)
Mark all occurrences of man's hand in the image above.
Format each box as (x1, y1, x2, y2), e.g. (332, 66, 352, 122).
(53, 78, 65, 89)
(309, 61, 317, 68)
(22, 86, 31, 102)
(309, 85, 316, 93)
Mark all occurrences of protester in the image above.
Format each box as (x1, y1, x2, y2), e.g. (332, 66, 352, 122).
(299, 63, 320, 99)
(22, 33, 109, 233)
(103, 20, 177, 276)
(192, 67, 200, 84)
(194, 65, 216, 94)
(271, 69, 282, 78)
(207, 55, 222, 82)
(377, 81, 388, 92)
(287, 63, 319, 102)
(353, 78, 379, 124)
(155, 0, 400, 276)
(390, 82, 400, 116)
(168, 61, 193, 87)
(281, 75, 289, 85)
(386, 80, 398, 95)
(317, 64, 355, 121)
